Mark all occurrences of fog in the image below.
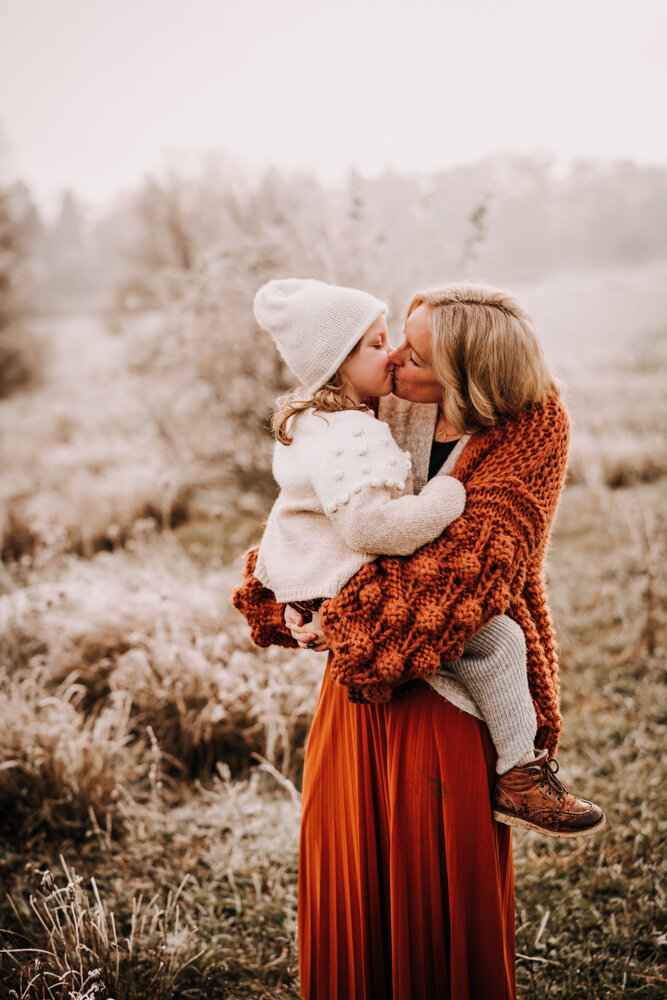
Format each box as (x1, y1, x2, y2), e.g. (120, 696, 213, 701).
(0, 3, 666, 997)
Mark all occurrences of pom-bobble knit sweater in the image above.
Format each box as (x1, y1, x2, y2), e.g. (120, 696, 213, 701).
(233, 395, 569, 754)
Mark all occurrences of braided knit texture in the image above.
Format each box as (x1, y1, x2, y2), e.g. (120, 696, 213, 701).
(232, 397, 569, 753)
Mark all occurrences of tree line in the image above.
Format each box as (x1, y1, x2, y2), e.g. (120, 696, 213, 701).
(3, 154, 666, 314)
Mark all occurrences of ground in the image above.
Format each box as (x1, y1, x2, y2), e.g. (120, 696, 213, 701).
(0, 265, 665, 998)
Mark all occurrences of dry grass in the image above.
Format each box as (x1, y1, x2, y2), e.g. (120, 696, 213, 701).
(0, 321, 45, 399)
(512, 480, 667, 1000)
(2, 270, 666, 997)
(0, 478, 664, 998)
(0, 674, 144, 839)
(0, 540, 321, 837)
(0, 859, 202, 999)
(0, 769, 302, 999)
(564, 326, 667, 491)
(0, 384, 192, 565)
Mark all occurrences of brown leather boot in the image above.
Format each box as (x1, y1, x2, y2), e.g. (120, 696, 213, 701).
(493, 749, 606, 838)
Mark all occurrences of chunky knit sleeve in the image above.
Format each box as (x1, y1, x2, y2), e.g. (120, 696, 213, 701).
(320, 398, 570, 703)
(231, 548, 298, 649)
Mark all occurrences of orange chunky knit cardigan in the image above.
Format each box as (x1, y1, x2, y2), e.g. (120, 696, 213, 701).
(233, 396, 569, 753)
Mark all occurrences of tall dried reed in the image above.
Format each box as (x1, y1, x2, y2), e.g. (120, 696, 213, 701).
(0, 672, 144, 838)
(1, 858, 203, 999)
(0, 541, 321, 839)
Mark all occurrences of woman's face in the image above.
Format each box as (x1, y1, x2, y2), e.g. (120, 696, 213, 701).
(389, 303, 443, 404)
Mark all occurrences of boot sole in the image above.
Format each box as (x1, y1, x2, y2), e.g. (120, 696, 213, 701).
(492, 809, 607, 838)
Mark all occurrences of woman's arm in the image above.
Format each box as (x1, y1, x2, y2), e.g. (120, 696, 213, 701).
(321, 397, 570, 701)
(232, 399, 568, 694)
(232, 548, 298, 649)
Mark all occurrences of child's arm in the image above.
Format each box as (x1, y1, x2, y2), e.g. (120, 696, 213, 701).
(315, 414, 465, 557)
(326, 478, 464, 556)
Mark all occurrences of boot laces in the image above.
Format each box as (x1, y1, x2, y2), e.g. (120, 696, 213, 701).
(538, 756, 568, 802)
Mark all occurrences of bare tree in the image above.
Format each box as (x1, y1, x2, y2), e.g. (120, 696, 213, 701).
(0, 179, 42, 396)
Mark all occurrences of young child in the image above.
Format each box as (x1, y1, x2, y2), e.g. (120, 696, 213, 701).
(249, 277, 605, 839)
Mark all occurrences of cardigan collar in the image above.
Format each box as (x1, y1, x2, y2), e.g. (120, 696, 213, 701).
(378, 395, 469, 493)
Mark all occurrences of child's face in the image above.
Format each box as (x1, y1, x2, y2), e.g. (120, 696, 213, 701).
(341, 315, 393, 403)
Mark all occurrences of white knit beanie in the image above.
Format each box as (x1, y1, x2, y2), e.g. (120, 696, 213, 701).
(253, 278, 387, 394)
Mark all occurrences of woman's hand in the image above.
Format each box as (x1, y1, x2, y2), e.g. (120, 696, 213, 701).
(285, 606, 329, 651)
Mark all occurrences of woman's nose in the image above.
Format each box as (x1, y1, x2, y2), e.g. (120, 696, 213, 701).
(388, 341, 407, 366)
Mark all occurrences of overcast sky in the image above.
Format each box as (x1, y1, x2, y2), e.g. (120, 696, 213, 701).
(1, 0, 665, 210)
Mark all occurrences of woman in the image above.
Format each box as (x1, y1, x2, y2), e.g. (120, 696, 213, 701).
(234, 282, 577, 999)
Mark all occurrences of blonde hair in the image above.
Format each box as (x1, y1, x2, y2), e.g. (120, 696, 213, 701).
(407, 282, 559, 434)
(272, 352, 367, 446)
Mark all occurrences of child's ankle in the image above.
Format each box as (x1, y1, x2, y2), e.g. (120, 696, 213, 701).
(514, 750, 537, 768)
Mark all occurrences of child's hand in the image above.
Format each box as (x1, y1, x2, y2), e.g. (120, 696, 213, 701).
(285, 606, 329, 651)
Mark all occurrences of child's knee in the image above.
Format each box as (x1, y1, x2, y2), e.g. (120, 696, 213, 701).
(476, 614, 526, 663)
(498, 615, 526, 660)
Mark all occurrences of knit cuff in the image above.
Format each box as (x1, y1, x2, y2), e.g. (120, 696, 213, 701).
(231, 548, 298, 649)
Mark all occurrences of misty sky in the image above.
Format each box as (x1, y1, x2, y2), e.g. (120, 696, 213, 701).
(1, 0, 665, 209)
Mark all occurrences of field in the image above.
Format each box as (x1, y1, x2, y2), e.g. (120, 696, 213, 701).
(0, 265, 665, 998)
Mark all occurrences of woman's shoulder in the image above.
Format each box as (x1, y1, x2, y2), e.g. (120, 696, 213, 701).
(544, 394, 570, 432)
(456, 395, 570, 484)
(479, 395, 569, 447)
(513, 394, 570, 443)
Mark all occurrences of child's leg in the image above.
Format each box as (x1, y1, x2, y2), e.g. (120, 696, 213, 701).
(451, 615, 536, 775)
(453, 618, 606, 839)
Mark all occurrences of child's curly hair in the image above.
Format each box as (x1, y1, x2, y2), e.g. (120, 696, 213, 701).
(272, 364, 368, 445)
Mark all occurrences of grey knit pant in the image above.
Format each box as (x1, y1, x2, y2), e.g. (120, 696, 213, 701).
(450, 615, 537, 774)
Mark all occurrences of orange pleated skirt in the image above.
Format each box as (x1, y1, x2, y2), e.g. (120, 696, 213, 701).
(298, 664, 516, 1000)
